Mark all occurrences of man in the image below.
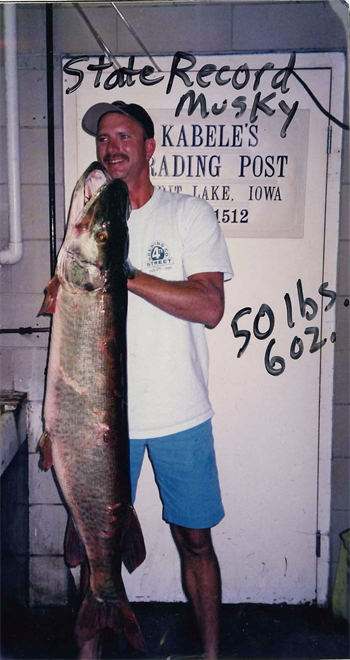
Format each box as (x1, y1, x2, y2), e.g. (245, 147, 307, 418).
(80, 100, 233, 659)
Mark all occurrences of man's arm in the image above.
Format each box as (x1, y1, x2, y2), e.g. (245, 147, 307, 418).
(127, 271, 225, 329)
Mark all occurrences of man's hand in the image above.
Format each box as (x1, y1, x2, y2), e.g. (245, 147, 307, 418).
(127, 271, 224, 329)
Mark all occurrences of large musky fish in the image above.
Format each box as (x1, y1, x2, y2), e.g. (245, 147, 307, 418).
(38, 162, 146, 652)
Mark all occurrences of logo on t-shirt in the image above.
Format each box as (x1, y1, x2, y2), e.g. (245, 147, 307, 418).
(147, 241, 174, 269)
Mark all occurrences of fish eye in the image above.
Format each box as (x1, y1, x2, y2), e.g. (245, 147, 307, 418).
(96, 231, 108, 244)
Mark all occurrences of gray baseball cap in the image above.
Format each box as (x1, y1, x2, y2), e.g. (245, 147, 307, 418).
(82, 100, 155, 138)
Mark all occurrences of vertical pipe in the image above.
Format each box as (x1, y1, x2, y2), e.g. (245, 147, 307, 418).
(46, 4, 56, 277)
(0, 4, 23, 265)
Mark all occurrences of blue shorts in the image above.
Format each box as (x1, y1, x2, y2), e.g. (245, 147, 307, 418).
(129, 420, 225, 529)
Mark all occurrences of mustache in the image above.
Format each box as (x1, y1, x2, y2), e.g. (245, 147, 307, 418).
(103, 153, 129, 164)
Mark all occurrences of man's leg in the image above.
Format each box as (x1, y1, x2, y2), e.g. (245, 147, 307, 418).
(77, 560, 103, 660)
(77, 633, 102, 660)
(170, 523, 221, 660)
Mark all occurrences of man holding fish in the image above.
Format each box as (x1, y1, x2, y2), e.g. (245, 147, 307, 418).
(80, 100, 233, 659)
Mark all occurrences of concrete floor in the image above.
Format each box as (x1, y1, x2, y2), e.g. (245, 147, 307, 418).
(1, 600, 349, 660)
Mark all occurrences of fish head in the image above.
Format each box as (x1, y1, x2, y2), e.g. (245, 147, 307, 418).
(58, 179, 130, 294)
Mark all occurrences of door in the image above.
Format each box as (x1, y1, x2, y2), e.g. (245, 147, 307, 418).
(63, 51, 345, 603)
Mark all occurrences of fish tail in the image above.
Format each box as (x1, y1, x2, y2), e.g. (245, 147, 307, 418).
(74, 589, 146, 652)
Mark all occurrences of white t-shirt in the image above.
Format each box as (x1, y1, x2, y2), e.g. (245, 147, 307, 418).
(127, 187, 233, 439)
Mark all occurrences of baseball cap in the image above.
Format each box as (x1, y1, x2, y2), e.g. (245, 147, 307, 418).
(82, 101, 155, 139)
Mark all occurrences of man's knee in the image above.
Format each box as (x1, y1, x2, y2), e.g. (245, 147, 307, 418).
(171, 524, 215, 559)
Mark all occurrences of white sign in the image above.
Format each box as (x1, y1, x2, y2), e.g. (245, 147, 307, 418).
(150, 108, 309, 237)
(64, 52, 311, 238)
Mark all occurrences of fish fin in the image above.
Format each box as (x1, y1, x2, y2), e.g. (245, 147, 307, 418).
(118, 600, 147, 653)
(37, 430, 53, 470)
(64, 516, 86, 567)
(38, 275, 60, 316)
(122, 505, 146, 574)
(74, 589, 146, 652)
